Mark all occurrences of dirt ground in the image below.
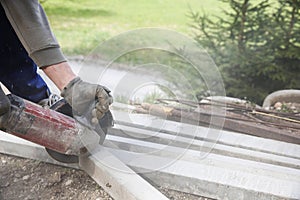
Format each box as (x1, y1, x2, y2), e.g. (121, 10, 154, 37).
(0, 153, 209, 200)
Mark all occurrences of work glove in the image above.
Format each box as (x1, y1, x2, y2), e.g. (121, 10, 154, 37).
(61, 77, 113, 125)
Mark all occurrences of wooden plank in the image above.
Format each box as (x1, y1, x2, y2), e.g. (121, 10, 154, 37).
(115, 102, 300, 144)
(158, 108, 300, 144)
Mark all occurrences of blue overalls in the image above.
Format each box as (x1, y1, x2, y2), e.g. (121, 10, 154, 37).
(0, 5, 50, 103)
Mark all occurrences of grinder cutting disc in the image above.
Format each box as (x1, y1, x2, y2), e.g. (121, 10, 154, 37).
(46, 99, 113, 163)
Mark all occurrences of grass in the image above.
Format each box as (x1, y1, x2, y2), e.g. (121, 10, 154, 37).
(42, 0, 226, 55)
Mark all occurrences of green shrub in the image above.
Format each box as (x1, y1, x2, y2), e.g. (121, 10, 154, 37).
(190, 0, 300, 104)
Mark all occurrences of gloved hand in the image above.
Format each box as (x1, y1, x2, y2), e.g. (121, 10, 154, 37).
(61, 77, 113, 125)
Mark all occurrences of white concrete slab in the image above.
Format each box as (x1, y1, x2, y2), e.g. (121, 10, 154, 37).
(108, 125, 300, 169)
(107, 148, 300, 200)
(112, 110, 300, 160)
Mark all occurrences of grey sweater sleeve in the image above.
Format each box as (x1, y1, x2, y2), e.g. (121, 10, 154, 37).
(0, 0, 66, 67)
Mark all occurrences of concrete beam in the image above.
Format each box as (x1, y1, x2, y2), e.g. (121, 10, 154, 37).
(107, 125, 300, 169)
(79, 147, 169, 200)
(112, 110, 300, 159)
(106, 147, 300, 200)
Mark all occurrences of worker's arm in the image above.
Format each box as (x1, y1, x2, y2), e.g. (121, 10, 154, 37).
(0, 0, 66, 67)
(42, 62, 77, 91)
(0, 0, 76, 90)
(0, 0, 112, 122)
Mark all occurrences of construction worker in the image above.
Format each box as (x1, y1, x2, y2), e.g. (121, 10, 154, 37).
(0, 0, 112, 125)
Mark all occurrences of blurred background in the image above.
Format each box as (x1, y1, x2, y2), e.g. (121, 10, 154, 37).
(43, 0, 300, 105)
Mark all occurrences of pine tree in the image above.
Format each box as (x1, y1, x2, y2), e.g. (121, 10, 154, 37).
(190, 0, 300, 104)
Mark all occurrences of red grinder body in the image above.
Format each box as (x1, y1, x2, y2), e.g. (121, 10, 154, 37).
(2, 94, 87, 156)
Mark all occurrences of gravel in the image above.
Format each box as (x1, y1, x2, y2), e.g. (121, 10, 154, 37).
(0, 153, 210, 200)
